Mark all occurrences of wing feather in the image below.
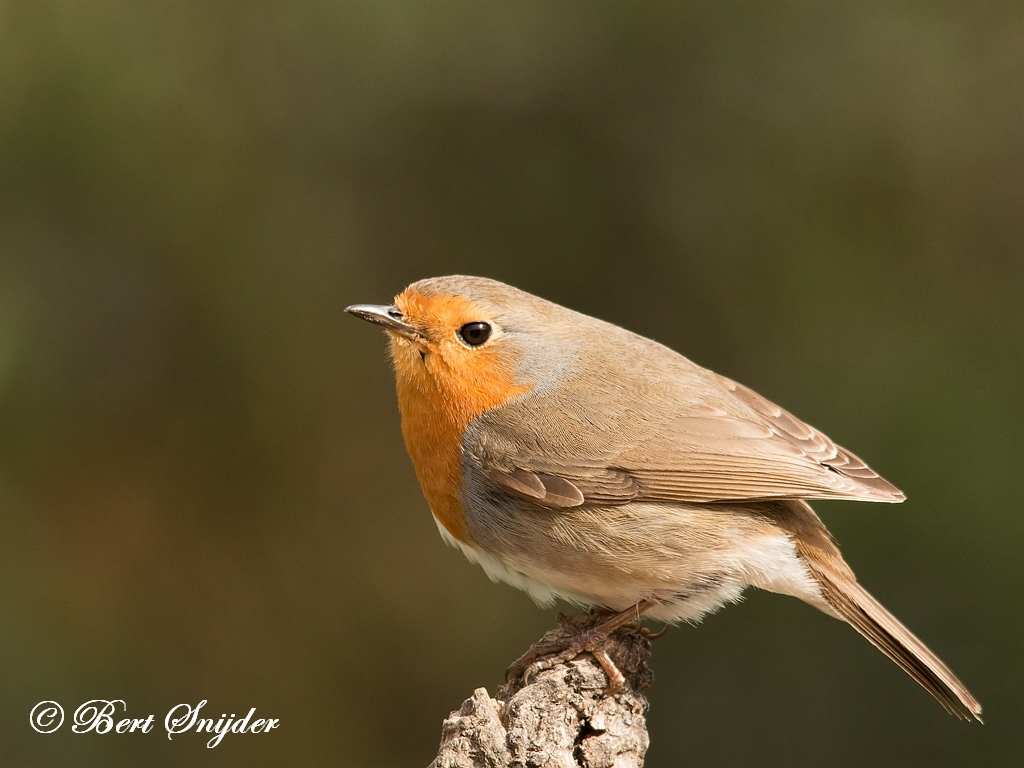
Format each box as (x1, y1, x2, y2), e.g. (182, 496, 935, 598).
(466, 347, 903, 508)
(485, 468, 586, 508)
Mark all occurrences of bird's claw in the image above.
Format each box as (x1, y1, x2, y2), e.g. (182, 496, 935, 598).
(506, 624, 626, 694)
(506, 600, 660, 694)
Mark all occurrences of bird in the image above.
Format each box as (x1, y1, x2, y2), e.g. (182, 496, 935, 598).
(346, 275, 981, 720)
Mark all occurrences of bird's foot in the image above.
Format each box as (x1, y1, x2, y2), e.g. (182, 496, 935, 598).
(507, 621, 627, 693)
(505, 601, 657, 695)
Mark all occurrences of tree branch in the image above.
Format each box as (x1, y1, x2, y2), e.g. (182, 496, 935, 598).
(430, 613, 654, 768)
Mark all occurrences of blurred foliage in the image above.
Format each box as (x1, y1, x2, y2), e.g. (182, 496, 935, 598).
(0, 1, 1021, 766)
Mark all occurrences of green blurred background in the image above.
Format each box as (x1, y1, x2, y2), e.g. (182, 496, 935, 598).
(1, 2, 1021, 766)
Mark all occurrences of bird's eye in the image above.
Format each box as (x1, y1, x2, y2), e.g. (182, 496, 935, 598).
(458, 321, 491, 347)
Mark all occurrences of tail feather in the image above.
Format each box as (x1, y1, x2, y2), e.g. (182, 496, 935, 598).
(769, 500, 982, 720)
(811, 564, 982, 722)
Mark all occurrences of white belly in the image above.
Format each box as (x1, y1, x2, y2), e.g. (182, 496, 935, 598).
(433, 511, 828, 624)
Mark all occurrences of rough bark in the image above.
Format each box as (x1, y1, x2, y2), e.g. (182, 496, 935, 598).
(429, 613, 654, 768)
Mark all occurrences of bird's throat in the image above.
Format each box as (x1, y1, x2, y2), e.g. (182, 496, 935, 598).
(389, 335, 528, 543)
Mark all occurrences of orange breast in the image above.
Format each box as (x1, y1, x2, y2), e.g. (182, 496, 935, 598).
(390, 291, 529, 544)
(395, 375, 475, 542)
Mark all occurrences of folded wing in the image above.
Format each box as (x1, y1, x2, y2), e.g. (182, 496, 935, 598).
(471, 370, 903, 509)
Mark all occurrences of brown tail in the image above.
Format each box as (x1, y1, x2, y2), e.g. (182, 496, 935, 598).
(768, 501, 982, 720)
(808, 561, 982, 721)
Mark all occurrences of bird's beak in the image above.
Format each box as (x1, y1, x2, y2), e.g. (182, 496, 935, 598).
(345, 304, 420, 340)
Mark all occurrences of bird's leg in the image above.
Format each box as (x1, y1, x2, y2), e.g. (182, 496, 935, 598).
(505, 600, 657, 694)
(615, 603, 669, 639)
(503, 607, 622, 679)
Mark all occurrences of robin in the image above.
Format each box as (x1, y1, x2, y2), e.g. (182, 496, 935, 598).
(346, 275, 981, 720)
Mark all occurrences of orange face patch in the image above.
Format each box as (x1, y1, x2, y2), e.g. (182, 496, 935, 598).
(389, 289, 529, 543)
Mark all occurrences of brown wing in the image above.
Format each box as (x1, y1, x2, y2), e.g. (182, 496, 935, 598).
(484, 468, 587, 508)
(469, 372, 903, 509)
